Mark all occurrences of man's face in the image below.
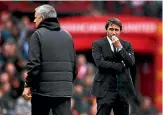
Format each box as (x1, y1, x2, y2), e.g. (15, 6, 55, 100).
(33, 11, 42, 28)
(106, 23, 121, 39)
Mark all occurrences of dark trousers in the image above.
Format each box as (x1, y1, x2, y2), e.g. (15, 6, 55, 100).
(96, 91, 129, 115)
(31, 94, 71, 115)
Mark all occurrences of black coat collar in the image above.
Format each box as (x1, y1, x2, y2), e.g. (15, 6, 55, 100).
(37, 18, 60, 31)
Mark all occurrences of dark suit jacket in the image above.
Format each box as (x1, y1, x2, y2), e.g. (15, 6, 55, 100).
(91, 37, 136, 99)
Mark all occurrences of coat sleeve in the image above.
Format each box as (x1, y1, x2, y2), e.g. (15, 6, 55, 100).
(118, 42, 135, 67)
(73, 43, 77, 82)
(25, 31, 41, 87)
(92, 41, 124, 73)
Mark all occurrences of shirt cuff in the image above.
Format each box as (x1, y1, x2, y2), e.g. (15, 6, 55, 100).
(121, 61, 126, 67)
(24, 82, 32, 88)
(117, 46, 123, 52)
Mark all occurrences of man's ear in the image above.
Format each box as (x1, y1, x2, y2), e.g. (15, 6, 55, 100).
(41, 16, 45, 21)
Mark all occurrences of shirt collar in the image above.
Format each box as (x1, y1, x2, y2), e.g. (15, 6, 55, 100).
(107, 36, 112, 45)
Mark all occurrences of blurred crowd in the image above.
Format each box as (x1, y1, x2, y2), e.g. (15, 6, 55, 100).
(0, 1, 162, 115)
(0, 1, 161, 19)
(0, 10, 34, 115)
(49, 1, 162, 19)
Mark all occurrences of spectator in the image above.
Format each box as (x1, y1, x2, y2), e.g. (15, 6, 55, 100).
(77, 54, 88, 79)
(14, 95, 31, 115)
(73, 81, 89, 114)
(140, 96, 157, 115)
(0, 20, 14, 45)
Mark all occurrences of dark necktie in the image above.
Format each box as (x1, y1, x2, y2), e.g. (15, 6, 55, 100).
(113, 46, 121, 90)
(113, 46, 117, 56)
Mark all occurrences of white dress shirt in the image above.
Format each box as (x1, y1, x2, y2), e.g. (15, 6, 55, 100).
(107, 36, 115, 52)
(107, 36, 122, 52)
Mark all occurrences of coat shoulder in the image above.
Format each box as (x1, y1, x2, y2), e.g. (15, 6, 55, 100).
(92, 38, 105, 46)
(120, 39, 131, 46)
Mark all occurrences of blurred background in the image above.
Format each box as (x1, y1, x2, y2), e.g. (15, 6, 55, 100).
(0, 1, 162, 115)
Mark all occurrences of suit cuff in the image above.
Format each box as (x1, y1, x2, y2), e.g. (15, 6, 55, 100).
(24, 82, 32, 88)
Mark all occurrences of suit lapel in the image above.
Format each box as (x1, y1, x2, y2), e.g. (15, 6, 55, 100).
(103, 37, 115, 58)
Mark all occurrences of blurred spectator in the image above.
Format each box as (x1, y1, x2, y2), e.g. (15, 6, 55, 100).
(0, 39, 27, 71)
(85, 63, 95, 78)
(83, 75, 93, 97)
(0, 11, 11, 23)
(10, 77, 24, 99)
(131, 1, 145, 16)
(71, 98, 79, 115)
(4, 62, 17, 80)
(0, 72, 9, 84)
(18, 16, 34, 60)
(20, 69, 27, 82)
(0, 20, 14, 45)
(83, 63, 95, 99)
(0, 77, 14, 115)
(85, 4, 102, 16)
(0, 10, 19, 25)
(73, 81, 89, 114)
(12, 27, 20, 43)
(77, 54, 88, 79)
(140, 96, 157, 115)
(0, 72, 10, 95)
(156, 111, 162, 115)
(14, 96, 31, 115)
(13, 69, 29, 115)
(1, 40, 20, 64)
(142, 1, 162, 19)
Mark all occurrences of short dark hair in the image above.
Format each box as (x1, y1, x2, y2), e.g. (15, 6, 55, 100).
(105, 17, 122, 31)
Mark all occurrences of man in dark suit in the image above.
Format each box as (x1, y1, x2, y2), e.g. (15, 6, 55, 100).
(22, 4, 77, 115)
(91, 17, 138, 115)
